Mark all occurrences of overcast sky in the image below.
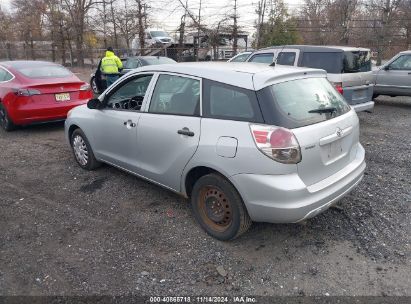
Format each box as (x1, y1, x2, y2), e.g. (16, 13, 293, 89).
(0, 0, 303, 35)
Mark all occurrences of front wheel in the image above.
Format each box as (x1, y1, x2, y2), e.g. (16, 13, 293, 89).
(71, 129, 101, 170)
(191, 174, 252, 240)
(0, 103, 16, 131)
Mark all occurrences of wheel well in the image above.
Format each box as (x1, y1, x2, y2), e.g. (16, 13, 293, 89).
(185, 166, 221, 198)
(68, 124, 80, 145)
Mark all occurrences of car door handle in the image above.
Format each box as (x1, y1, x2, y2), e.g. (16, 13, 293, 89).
(408, 72, 411, 74)
(177, 127, 195, 137)
(123, 120, 136, 127)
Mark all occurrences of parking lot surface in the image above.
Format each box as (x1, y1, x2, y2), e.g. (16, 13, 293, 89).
(0, 96, 410, 296)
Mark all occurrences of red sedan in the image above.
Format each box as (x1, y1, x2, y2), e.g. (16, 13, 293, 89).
(0, 61, 93, 131)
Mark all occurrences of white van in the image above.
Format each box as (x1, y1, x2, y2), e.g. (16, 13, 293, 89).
(131, 29, 174, 51)
(246, 45, 374, 112)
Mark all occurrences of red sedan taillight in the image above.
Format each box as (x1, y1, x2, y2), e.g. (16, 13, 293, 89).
(250, 124, 301, 164)
(13, 88, 41, 96)
(80, 83, 91, 91)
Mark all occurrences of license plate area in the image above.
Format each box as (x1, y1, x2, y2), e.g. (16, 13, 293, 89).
(328, 140, 343, 159)
(55, 93, 70, 102)
(353, 89, 367, 99)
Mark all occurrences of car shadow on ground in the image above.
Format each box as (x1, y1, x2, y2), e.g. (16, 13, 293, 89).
(374, 96, 411, 108)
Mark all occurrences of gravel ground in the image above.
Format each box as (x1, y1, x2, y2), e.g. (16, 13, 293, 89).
(0, 95, 410, 297)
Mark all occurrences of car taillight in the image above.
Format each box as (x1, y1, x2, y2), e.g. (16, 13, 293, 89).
(250, 124, 301, 164)
(80, 83, 91, 91)
(13, 88, 41, 96)
(332, 82, 344, 95)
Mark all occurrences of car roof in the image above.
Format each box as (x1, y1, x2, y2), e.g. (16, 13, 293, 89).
(256, 45, 370, 53)
(135, 62, 326, 90)
(0, 60, 62, 69)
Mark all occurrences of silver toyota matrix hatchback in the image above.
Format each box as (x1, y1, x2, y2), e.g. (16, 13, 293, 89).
(65, 62, 366, 240)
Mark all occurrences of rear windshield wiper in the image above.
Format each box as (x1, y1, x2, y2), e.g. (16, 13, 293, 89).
(308, 107, 337, 114)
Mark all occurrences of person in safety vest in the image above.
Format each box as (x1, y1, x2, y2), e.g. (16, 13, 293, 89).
(101, 47, 123, 87)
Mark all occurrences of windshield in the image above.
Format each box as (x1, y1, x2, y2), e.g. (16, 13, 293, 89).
(249, 53, 274, 64)
(16, 65, 72, 78)
(343, 51, 371, 72)
(150, 31, 168, 38)
(141, 57, 176, 65)
(230, 53, 251, 62)
(257, 77, 351, 129)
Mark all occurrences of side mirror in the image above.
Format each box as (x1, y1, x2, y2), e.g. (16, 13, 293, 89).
(87, 98, 103, 109)
(383, 65, 391, 71)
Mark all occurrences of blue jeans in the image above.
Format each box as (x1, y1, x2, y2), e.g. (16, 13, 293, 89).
(106, 74, 119, 87)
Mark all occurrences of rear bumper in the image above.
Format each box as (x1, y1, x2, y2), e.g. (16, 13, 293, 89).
(351, 101, 374, 112)
(231, 144, 366, 223)
(9, 98, 89, 125)
(343, 84, 374, 112)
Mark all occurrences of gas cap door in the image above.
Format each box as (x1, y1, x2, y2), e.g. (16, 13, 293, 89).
(216, 136, 238, 158)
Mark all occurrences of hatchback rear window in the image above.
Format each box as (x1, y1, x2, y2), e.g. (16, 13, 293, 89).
(16, 65, 72, 78)
(257, 77, 351, 129)
(300, 52, 343, 74)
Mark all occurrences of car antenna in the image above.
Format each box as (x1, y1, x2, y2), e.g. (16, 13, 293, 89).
(271, 45, 286, 67)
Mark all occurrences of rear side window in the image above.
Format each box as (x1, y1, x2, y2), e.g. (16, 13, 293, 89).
(16, 65, 72, 78)
(343, 51, 371, 72)
(248, 53, 274, 64)
(257, 77, 351, 129)
(0, 67, 13, 82)
(203, 79, 263, 122)
(300, 52, 343, 74)
(276, 52, 296, 66)
(149, 74, 200, 116)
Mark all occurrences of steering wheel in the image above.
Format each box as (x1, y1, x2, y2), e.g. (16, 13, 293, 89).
(128, 95, 144, 110)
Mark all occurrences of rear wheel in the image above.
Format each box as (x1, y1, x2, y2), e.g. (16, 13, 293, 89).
(90, 77, 99, 94)
(71, 129, 101, 170)
(0, 103, 16, 131)
(191, 174, 252, 240)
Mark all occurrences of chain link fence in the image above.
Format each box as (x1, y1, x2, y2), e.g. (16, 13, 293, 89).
(0, 43, 249, 68)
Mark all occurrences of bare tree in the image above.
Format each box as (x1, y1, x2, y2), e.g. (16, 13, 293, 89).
(12, 0, 46, 60)
(62, 0, 100, 66)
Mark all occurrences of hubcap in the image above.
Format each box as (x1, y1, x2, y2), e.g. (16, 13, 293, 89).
(198, 186, 233, 231)
(73, 135, 88, 166)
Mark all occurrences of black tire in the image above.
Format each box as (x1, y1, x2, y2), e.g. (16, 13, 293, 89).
(0, 103, 16, 131)
(70, 128, 101, 170)
(191, 173, 252, 241)
(90, 77, 99, 94)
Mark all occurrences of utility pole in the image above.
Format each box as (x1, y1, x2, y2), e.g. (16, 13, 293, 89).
(232, 0, 238, 55)
(196, 0, 202, 61)
(178, 0, 188, 61)
(103, 0, 107, 48)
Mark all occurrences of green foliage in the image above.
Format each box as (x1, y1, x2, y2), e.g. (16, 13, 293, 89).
(255, 0, 301, 48)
